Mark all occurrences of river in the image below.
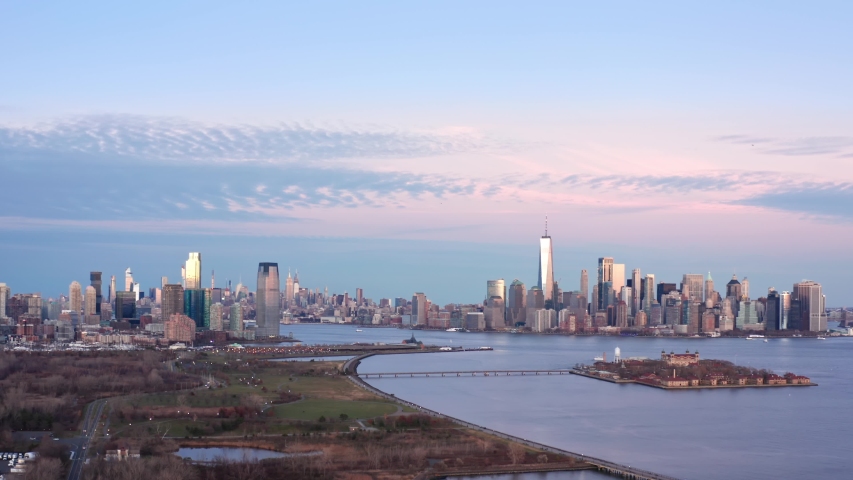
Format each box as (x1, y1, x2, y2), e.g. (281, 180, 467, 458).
(280, 324, 852, 480)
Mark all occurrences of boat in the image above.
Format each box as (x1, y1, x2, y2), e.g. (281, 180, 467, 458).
(593, 356, 604, 361)
(745, 337, 754, 340)
(748, 334, 765, 338)
(446, 327, 461, 332)
(478, 346, 493, 351)
(355, 329, 363, 332)
(817, 336, 826, 340)
(763, 339, 768, 343)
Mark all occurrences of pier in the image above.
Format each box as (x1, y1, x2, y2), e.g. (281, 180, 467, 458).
(359, 369, 574, 378)
(346, 354, 680, 480)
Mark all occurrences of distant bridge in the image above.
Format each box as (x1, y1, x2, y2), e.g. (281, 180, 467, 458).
(358, 369, 574, 378)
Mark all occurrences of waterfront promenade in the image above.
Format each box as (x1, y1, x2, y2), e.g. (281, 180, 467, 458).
(345, 353, 680, 480)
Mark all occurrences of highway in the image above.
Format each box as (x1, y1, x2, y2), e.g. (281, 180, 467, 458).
(67, 399, 107, 480)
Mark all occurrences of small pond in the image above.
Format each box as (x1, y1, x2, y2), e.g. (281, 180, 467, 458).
(176, 447, 287, 463)
(269, 356, 355, 362)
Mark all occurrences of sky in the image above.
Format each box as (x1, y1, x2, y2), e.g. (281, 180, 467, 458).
(2, 1, 853, 305)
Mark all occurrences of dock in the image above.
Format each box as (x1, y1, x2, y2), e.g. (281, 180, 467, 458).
(359, 369, 573, 378)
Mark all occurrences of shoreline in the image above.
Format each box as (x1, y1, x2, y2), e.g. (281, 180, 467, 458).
(569, 369, 818, 389)
(345, 353, 679, 480)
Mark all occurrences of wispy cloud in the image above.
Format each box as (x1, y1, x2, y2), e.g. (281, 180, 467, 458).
(733, 183, 853, 219)
(715, 134, 853, 157)
(0, 114, 485, 164)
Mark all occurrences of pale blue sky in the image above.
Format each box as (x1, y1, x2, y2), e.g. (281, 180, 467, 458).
(1, 2, 852, 304)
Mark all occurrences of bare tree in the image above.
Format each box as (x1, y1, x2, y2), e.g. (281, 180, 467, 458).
(508, 442, 526, 465)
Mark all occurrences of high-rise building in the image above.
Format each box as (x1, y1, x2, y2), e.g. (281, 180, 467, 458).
(115, 291, 136, 321)
(124, 268, 133, 292)
(256, 263, 281, 337)
(210, 303, 224, 331)
(412, 292, 427, 326)
(779, 291, 791, 330)
(612, 264, 625, 294)
(356, 288, 363, 306)
(84, 286, 97, 317)
(285, 269, 294, 305)
(538, 231, 555, 302)
(704, 272, 715, 307)
(506, 280, 526, 327)
(526, 286, 546, 327)
(109, 275, 116, 304)
(620, 287, 633, 318)
(766, 288, 781, 331)
(0, 283, 10, 319)
(682, 274, 704, 303)
(161, 276, 168, 289)
(90, 272, 103, 314)
(69, 281, 83, 313)
(484, 296, 506, 329)
(793, 281, 826, 332)
(183, 289, 205, 330)
(486, 279, 506, 302)
(185, 253, 202, 290)
(640, 273, 660, 312)
(597, 257, 614, 309)
(230, 303, 243, 331)
(580, 270, 588, 301)
(162, 284, 184, 321)
(726, 275, 742, 300)
(742, 277, 750, 300)
(631, 269, 641, 315)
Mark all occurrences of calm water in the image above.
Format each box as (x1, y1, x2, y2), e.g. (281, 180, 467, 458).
(282, 324, 853, 480)
(176, 447, 287, 462)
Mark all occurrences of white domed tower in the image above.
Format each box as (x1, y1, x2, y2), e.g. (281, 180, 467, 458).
(614, 346, 621, 363)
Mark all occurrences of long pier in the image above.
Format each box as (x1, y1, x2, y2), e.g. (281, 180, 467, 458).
(346, 354, 679, 480)
(359, 369, 573, 378)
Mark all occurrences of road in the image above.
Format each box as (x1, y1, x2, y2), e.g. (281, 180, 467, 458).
(67, 399, 107, 480)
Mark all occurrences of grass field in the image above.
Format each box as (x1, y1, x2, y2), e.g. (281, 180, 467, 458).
(273, 399, 398, 421)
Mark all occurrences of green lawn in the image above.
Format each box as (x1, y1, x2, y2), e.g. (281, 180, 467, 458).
(273, 399, 398, 421)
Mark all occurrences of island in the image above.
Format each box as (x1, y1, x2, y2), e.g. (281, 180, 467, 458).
(571, 350, 816, 389)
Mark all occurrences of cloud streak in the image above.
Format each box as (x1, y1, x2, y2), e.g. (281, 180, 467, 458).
(715, 134, 853, 157)
(0, 115, 485, 165)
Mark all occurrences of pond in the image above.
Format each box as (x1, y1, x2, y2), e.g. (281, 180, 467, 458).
(269, 355, 355, 362)
(176, 447, 290, 463)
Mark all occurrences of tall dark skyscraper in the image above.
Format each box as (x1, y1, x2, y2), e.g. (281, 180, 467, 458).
(90, 272, 102, 314)
(597, 257, 613, 310)
(256, 263, 281, 337)
(162, 284, 184, 320)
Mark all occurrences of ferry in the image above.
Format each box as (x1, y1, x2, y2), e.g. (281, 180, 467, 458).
(477, 346, 493, 351)
(745, 337, 755, 340)
(748, 334, 766, 338)
(446, 327, 468, 332)
(816, 336, 826, 340)
(355, 329, 363, 332)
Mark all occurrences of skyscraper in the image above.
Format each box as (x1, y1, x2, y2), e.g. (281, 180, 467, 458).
(256, 262, 281, 337)
(704, 272, 715, 307)
(0, 283, 10, 319)
(109, 275, 116, 304)
(766, 288, 781, 331)
(285, 269, 294, 305)
(230, 303, 243, 331)
(90, 271, 103, 314)
(631, 269, 641, 315)
(486, 279, 506, 302)
(793, 280, 826, 332)
(84, 286, 97, 317)
(162, 284, 185, 321)
(612, 264, 626, 294)
(124, 268, 133, 292)
(643, 274, 656, 311)
(506, 280, 526, 327)
(682, 274, 704, 303)
(580, 270, 588, 302)
(412, 292, 427, 326)
(69, 281, 83, 313)
(185, 252, 202, 290)
(210, 303, 223, 331)
(538, 230, 555, 302)
(597, 257, 614, 310)
(742, 277, 750, 300)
